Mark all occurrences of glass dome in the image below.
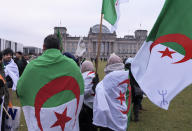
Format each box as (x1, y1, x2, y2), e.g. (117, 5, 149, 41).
(91, 24, 111, 34)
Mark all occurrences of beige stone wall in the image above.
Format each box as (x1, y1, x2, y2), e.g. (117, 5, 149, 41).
(54, 25, 147, 59)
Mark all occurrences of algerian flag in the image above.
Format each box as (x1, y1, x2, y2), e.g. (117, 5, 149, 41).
(17, 49, 84, 131)
(102, 0, 129, 32)
(4, 59, 19, 91)
(131, 0, 192, 110)
(82, 71, 95, 109)
(93, 70, 131, 131)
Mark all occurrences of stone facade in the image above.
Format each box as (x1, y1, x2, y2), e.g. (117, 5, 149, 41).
(54, 24, 147, 59)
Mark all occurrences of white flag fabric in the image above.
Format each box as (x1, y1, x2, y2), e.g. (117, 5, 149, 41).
(131, 0, 192, 110)
(22, 96, 83, 131)
(4, 59, 19, 91)
(4, 106, 21, 131)
(82, 71, 95, 109)
(131, 43, 192, 110)
(75, 37, 86, 57)
(93, 70, 131, 131)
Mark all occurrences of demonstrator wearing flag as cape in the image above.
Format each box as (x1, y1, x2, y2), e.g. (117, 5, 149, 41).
(17, 35, 84, 131)
(93, 54, 131, 131)
(79, 60, 99, 131)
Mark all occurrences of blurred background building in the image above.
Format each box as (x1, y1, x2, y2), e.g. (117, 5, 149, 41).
(0, 38, 23, 52)
(54, 24, 147, 59)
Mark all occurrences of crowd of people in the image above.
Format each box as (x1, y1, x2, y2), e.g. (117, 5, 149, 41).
(0, 34, 144, 131)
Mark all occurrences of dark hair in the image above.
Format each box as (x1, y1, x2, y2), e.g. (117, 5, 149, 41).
(43, 35, 60, 50)
(3, 48, 13, 56)
(16, 51, 22, 55)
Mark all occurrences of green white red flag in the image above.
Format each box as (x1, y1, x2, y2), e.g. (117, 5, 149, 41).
(17, 49, 84, 131)
(93, 70, 131, 131)
(131, 0, 192, 110)
(101, 0, 129, 32)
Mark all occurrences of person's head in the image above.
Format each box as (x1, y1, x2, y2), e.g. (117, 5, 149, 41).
(16, 51, 22, 59)
(24, 55, 29, 60)
(63, 52, 79, 66)
(81, 60, 94, 73)
(3, 48, 13, 62)
(107, 53, 123, 66)
(43, 34, 60, 51)
(104, 53, 124, 74)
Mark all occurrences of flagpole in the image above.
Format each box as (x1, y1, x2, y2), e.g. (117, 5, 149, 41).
(3, 106, 11, 118)
(95, 14, 103, 74)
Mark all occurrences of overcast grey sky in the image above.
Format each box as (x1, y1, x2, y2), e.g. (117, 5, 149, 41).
(0, 0, 165, 48)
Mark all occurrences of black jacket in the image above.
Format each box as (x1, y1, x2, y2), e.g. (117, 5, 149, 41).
(14, 57, 27, 76)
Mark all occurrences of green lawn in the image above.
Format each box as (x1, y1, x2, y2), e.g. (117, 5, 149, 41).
(12, 61, 192, 131)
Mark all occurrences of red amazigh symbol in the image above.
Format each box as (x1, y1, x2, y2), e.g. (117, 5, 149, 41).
(118, 79, 132, 114)
(34, 76, 80, 131)
(158, 47, 176, 59)
(51, 107, 72, 131)
(116, 91, 126, 105)
(150, 34, 192, 64)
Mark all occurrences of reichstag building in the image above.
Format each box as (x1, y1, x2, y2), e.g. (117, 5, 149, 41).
(54, 24, 147, 59)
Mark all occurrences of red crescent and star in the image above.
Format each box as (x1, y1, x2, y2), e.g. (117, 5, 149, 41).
(51, 107, 72, 131)
(158, 47, 176, 58)
(116, 91, 126, 105)
(34, 76, 81, 131)
(150, 33, 192, 64)
(117, 79, 132, 114)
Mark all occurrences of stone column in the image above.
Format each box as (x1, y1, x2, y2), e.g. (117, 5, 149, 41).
(105, 42, 108, 57)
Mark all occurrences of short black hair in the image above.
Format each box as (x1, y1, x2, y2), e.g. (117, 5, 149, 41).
(3, 48, 13, 56)
(44, 35, 60, 50)
(16, 51, 22, 55)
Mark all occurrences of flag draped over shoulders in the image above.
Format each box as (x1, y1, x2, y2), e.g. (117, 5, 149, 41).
(82, 71, 95, 109)
(93, 70, 131, 131)
(17, 49, 84, 131)
(4, 59, 19, 91)
(131, 0, 192, 110)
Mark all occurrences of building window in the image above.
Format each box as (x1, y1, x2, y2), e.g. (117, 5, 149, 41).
(93, 42, 96, 53)
(66, 43, 70, 52)
(71, 43, 76, 53)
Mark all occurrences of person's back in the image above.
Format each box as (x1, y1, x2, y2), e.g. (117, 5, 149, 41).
(17, 35, 84, 131)
(93, 70, 130, 131)
(14, 52, 28, 76)
(79, 60, 98, 131)
(93, 54, 131, 131)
